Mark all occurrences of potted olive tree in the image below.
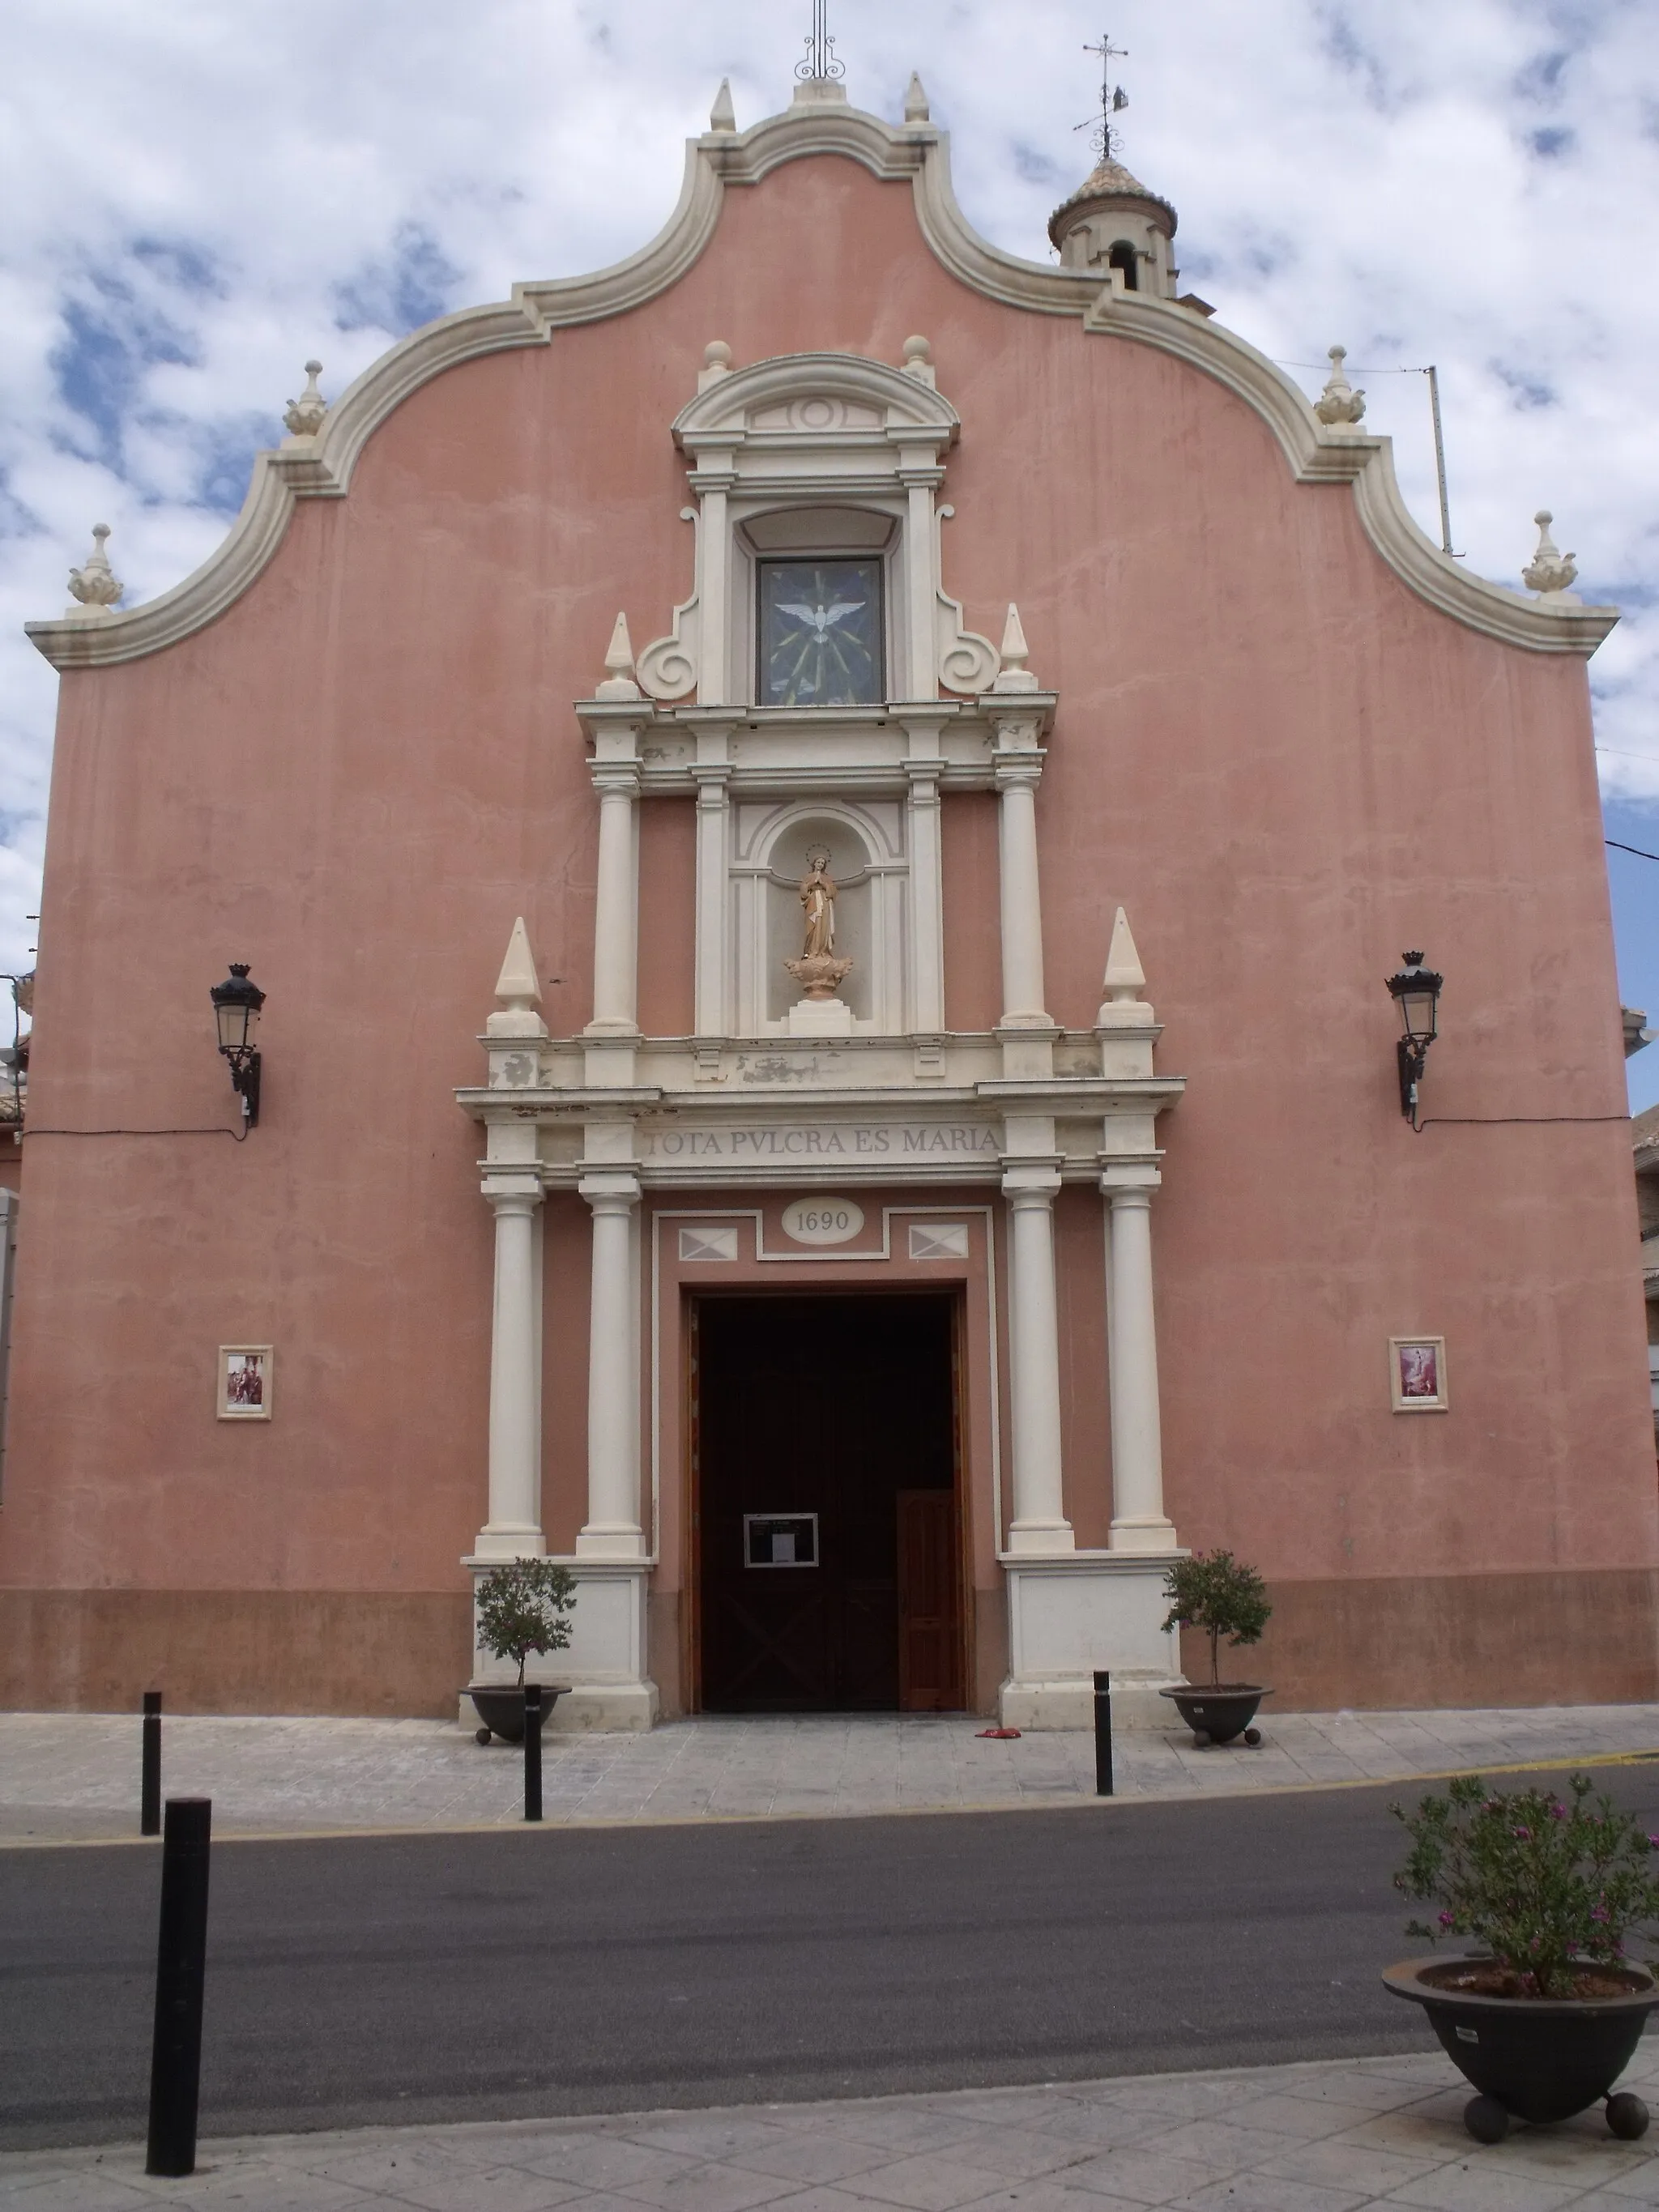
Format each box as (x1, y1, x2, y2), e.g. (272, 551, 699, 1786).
(1384, 1772, 1659, 2142)
(1158, 1549, 1273, 1746)
(468, 1560, 577, 1745)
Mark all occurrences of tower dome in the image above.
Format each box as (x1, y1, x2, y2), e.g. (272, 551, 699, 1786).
(1048, 157, 1178, 296)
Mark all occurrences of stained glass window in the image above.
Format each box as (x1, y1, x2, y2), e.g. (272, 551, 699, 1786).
(757, 559, 883, 707)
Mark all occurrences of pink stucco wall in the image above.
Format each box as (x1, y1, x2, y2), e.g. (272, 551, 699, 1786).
(2, 150, 1653, 1714)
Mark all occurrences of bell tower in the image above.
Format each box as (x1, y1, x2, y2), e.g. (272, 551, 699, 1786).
(1048, 30, 1179, 297)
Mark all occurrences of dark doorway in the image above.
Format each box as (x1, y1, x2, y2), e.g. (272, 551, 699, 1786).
(694, 1294, 963, 1712)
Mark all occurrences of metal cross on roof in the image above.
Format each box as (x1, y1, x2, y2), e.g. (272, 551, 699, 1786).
(1077, 31, 1130, 162)
(796, 0, 845, 83)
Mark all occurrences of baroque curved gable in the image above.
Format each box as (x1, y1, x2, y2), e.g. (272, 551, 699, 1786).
(27, 92, 1615, 670)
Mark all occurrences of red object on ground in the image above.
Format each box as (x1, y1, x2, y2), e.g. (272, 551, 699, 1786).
(976, 1728, 1021, 1738)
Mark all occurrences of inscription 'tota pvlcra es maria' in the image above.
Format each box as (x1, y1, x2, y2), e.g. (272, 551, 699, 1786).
(636, 1123, 1001, 1161)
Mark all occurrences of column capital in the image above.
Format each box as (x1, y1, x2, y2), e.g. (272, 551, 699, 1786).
(1002, 1169, 1063, 1204)
(578, 1172, 641, 1212)
(590, 762, 642, 799)
(992, 753, 1045, 792)
(1100, 1166, 1162, 1200)
(481, 1174, 544, 1213)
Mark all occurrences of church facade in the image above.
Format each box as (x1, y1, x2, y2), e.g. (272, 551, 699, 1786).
(3, 65, 1653, 1727)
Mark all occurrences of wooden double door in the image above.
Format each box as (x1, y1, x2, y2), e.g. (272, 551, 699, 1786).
(694, 1293, 965, 1712)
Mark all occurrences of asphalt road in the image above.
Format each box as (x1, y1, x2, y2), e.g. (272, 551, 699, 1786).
(6, 1766, 1659, 2152)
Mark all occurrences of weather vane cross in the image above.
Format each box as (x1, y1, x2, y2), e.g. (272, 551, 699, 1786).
(796, 0, 845, 83)
(1077, 31, 1130, 162)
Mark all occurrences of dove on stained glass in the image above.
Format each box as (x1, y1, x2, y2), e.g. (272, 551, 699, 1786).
(777, 599, 864, 643)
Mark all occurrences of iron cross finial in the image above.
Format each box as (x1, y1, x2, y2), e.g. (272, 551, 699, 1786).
(1077, 31, 1130, 162)
(796, 0, 845, 83)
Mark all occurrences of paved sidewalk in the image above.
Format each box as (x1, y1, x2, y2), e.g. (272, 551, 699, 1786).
(7, 2044, 1659, 2211)
(4, 1703, 1658, 1842)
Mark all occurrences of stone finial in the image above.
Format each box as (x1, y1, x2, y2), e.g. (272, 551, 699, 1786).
(1522, 509, 1579, 597)
(710, 79, 736, 132)
(1095, 906, 1149, 1026)
(991, 603, 1039, 693)
(284, 360, 327, 441)
(1313, 346, 1367, 428)
(66, 523, 122, 616)
(595, 612, 642, 701)
(488, 917, 548, 1040)
(697, 339, 733, 393)
(903, 72, 930, 122)
(900, 334, 936, 387)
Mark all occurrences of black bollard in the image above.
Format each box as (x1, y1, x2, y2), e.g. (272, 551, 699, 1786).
(523, 1684, 543, 1823)
(146, 1797, 212, 2178)
(141, 1691, 162, 1837)
(1093, 1670, 1114, 1797)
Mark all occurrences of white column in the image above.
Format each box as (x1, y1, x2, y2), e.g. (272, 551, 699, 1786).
(993, 759, 1049, 1024)
(906, 757, 945, 1034)
(578, 1174, 645, 1558)
(1107, 1184, 1175, 1551)
(904, 473, 937, 698)
(476, 1177, 545, 1560)
(699, 486, 730, 705)
(587, 766, 640, 1035)
(1004, 1178, 1074, 1554)
(693, 762, 730, 1037)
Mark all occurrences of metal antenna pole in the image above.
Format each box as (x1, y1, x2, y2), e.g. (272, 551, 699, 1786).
(1426, 365, 1455, 556)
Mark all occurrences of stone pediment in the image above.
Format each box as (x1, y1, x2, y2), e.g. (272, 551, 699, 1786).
(674, 352, 960, 457)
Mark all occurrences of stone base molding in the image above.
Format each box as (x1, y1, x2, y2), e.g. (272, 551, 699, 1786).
(0, 1588, 472, 1717)
(467, 1559, 657, 1734)
(1221, 1569, 1659, 1713)
(1000, 1551, 1185, 1731)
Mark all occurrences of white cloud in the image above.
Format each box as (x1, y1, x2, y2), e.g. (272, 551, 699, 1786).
(2, 0, 1657, 988)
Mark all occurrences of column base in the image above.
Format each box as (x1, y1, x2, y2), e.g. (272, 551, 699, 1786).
(1109, 1516, 1179, 1554)
(1001, 1549, 1188, 1729)
(574, 1525, 647, 1559)
(1004, 1519, 1075, 1556)
(582, 1039, 638, 1086)
(466, 1530, 547, 1563)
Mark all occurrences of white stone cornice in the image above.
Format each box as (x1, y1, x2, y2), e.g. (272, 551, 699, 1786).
(1080, 289, 1618, 657)
(27, 92, 1615, 670)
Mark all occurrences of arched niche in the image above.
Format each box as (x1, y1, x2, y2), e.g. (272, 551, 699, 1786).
(732, 800, 906, 1034)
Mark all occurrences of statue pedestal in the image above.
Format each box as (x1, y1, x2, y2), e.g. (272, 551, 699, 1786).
(786, 996, 855, 1037)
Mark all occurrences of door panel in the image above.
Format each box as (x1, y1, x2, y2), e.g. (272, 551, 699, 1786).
(697, 1294, 958, 1712)
(898, 1490, 962, 1711)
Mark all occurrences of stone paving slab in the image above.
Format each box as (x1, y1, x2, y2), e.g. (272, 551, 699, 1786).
(2, 1705, 1658, 1843)
(7, 2046, 1659, 2210)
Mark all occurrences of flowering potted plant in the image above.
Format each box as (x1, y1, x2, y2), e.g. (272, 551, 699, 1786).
(1384, 1771, 1659, 2142)
(1157, 1549, 1272, 1746)
(468, 1559, 577, 1744)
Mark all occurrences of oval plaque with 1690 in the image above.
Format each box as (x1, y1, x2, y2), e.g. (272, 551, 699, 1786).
(780, 1196, 865, 1246)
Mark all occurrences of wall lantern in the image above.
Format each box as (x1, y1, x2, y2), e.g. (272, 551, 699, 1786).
(1387, 950, 1443, 1123)
(210, 963, 265, 1126)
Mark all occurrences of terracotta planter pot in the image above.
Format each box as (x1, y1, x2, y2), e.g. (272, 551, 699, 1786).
(1158, 1683, 1270, 1746)
(467, 1683, 567, 1745)
(1384, 1955, 1659, 2141)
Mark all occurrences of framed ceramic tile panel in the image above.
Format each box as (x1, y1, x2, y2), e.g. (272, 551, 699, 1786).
(1390, 1335, 1448, 1413)
(219, 1344, 273, 1420)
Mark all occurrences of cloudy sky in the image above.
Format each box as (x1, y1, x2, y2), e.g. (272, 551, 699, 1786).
(3, 1, 1657, 1095)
